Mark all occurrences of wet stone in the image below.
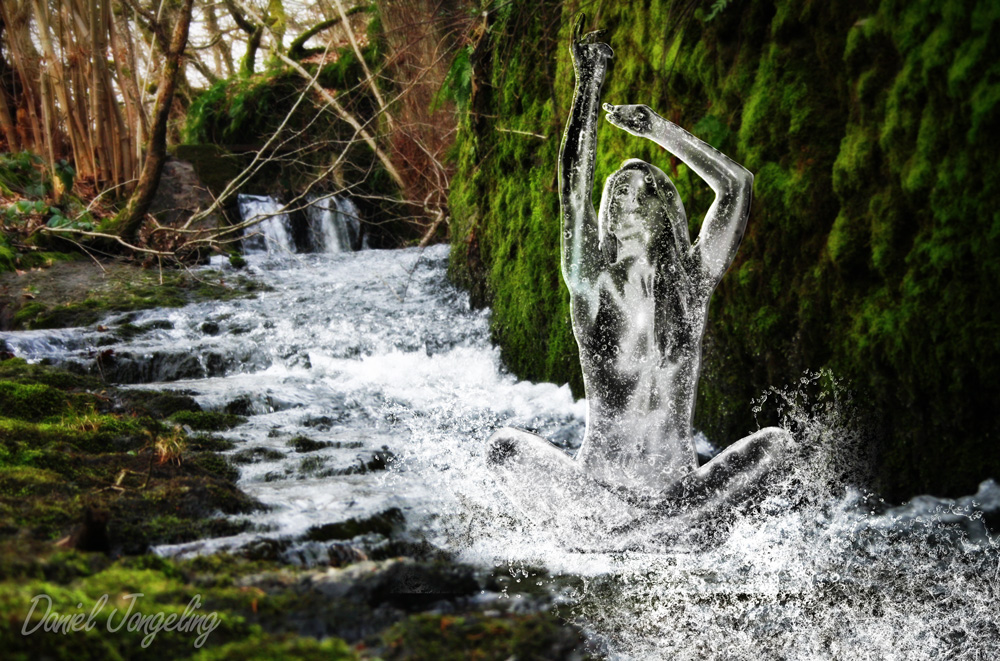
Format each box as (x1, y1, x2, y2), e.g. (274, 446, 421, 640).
(327, 542, 369, 567)
(298, 456, 327, 476)
(240, 537, 292, 562)
(114, 323, 146, 341)
(224, 395, 255, 416)
(305, 508, 405, 543)
(322, 448, 397, 476)
(231, 446, 286, 464)
(301, 415, 337, 430)
(124, 389, 202, 417)
(263, 469, 292, 482)
(287, 435, 332, 453)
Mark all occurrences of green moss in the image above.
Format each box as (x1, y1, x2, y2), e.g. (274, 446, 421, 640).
(3, 264, 261, 331)
(0, 358, 98, 394)
(375, 612, 589, 661)
(229, 252, 248, 269)
(0, 553, 361, 660)
(15, 251, 83, 270)
(231, 447, 285, 464)
(0, 381, 67, 421)
(170, 410, 246, 431)
(187, 435, 236, 452)
(189, 453, 240, 483)
(287, 436, 331, 453)
(125, 390, 202, 418)
(297, 455, 326, 475)
(0, 547, 590, 660)
(0, 362, 261, 549)
(0, 235, 17, 273)
(190, 636, 358, 660)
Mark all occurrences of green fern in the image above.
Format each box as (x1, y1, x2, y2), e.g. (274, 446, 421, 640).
(432, 45, 474, 112)
(706, 0, 734, 21)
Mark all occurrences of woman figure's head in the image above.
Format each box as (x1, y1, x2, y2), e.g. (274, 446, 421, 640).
(598, 159, 688, 266)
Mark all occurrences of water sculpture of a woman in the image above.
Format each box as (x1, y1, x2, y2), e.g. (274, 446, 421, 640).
(487, 18, 792, 544)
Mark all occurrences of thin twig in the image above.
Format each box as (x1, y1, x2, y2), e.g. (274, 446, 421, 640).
(496, 127, 547, 140)
(39, 225, 174, 256)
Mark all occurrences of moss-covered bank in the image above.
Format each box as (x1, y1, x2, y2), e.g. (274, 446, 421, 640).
(0, 359, 259, 553)
(0, 259, 263, 331)
(0, 548, 591, 660)
(448, 0, 1000, 499)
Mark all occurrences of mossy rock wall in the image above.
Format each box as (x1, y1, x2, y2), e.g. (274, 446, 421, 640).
(448, 0, 1000, 500)
(181, 45, 414, 245)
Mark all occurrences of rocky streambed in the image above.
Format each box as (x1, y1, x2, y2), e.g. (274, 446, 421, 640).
(2, 245, 999, 660)
(0, 246, 598, 659)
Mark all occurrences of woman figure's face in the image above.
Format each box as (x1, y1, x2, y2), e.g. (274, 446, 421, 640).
(598, 159, 685, 265)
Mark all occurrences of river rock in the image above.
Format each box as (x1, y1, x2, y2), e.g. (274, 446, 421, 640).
(149, 156, 220, 230)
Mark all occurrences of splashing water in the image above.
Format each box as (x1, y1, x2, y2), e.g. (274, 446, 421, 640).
(2, 245, 997, 659)
(441, 371, 1000, 659)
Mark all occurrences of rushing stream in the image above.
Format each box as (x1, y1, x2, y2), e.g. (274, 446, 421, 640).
(4, 241, 999, 659)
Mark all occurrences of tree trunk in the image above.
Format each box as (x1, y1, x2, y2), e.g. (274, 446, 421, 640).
(243, 25, 262, 75)
(113, 0, 194, 244)
(0, 1, 44, 152)
(0, 83, 20, 151)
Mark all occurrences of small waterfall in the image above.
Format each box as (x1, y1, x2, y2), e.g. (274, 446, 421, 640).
(238, 194, 295, 254)
(238, 193, 362, 254)
(306, 194, 361, 253)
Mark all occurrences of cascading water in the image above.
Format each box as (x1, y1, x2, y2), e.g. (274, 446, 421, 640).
(306, 194, 361, 253)
(238, 193, 363, 255)
(238, 194, 296, 254)
(2, 245, 998, 659)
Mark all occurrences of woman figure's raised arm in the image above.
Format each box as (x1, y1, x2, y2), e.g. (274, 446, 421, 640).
(603, 103, 753, 284)
(560, 17, 613, 299)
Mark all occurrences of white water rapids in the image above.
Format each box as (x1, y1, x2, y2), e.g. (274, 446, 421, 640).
(3, 245, 998, 659)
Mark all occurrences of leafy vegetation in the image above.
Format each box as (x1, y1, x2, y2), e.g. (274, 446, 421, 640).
(0, 153, 98, 257)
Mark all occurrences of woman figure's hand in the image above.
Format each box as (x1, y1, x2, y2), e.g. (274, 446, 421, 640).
(571, 14, 613, 68)
(603, 103, 655, 136)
